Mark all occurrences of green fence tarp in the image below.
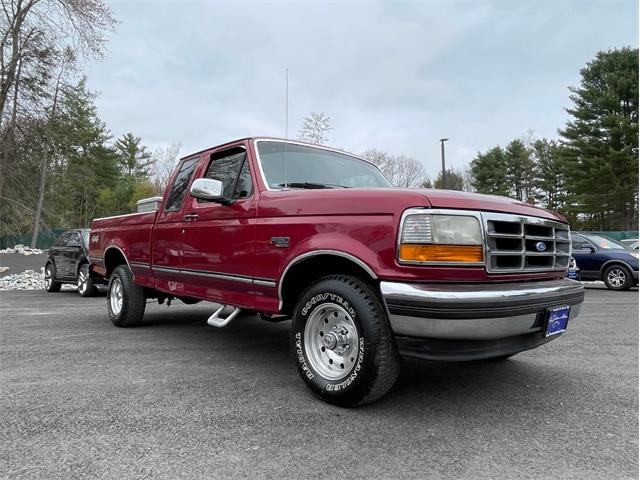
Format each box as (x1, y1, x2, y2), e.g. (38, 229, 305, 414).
(0, 229, 66, 250)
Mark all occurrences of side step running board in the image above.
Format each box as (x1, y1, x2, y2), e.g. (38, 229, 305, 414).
(207, 305, 241, 328)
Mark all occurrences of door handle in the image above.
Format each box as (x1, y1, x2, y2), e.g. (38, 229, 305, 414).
(183, 214, 198, 222)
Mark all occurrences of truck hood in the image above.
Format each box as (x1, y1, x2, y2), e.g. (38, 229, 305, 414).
(258, 188, 566, 223)
(417, 189, 567, 222)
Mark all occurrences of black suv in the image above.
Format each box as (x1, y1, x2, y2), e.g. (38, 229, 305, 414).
(44, 229, 101, 296)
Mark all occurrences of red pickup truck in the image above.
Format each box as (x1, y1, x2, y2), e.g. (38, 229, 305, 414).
(90, 137, 584, 406)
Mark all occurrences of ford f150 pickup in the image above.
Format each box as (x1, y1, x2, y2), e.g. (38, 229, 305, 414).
(90, 137, 585, 406)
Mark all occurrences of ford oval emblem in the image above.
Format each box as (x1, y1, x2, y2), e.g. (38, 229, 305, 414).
(535, 241, 547, 252)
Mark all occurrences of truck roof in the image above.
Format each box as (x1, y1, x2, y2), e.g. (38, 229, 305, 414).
(179, 137, 368, 163)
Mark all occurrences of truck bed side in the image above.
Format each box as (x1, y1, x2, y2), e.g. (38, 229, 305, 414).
(89, 211, 157, 288)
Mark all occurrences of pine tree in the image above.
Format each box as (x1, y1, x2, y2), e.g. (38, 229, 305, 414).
(114, 132, 153, 177)
(51, 79, 121, 226)
(433, 169, 465, 191)
(532, 138, 566, 211)
(469, 146, 509, 196)
(504, 139, 535, 202)
(559, 47, 639, 230)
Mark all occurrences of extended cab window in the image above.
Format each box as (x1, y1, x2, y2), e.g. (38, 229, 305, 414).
(203, 148, 253, 200)
(165, 157, 199, 211)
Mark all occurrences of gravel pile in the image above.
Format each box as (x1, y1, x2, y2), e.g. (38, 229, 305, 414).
(0, 244, 44, 255)
(0, 267, 75, 291)
(0, 269, 44, 290)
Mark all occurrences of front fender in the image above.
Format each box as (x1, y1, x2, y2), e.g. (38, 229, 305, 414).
(600, 258, 638, 274)
(279, 232, 384, 280)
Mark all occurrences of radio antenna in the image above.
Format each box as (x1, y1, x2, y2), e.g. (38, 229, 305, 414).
(284, 68, 289, 189)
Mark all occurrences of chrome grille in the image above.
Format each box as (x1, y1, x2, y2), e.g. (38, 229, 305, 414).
(482, 212, 570, 273)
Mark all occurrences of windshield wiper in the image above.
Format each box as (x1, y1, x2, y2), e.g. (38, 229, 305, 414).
(276, 182, 349, 189)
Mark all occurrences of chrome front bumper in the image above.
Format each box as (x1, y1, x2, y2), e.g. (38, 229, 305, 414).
(381, 278, 584, 342)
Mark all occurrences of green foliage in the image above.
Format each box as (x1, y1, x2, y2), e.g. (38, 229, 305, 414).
(115, 132, 153, 177)
(471, 141, 534, 200)
(469, 146, 509, 196)
(559, 47, 639, 230)
(433, 169, 464, 191)
(504, 139, 535, 201)
(127, 178, 157, 211)
(47, 80, 123, 226)
(0, 78, 157, 236)
(466, 47, 638, 230)
(532, 139, 566, 211)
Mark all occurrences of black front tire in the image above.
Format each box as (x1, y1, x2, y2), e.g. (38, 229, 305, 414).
(603, 264, 633, 291)
(290, 275, 400, 407)
(44, 262, 62, 293)
(78, 263, 99, 297)
(107, 265, 146, 327)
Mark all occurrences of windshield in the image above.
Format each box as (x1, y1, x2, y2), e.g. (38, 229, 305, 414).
(81, 230, 89, 245)
(256, 141, 391, 189)
(584, 234, 627, 249)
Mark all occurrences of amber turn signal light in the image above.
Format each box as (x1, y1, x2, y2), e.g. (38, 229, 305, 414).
(399, 244, 483, 263)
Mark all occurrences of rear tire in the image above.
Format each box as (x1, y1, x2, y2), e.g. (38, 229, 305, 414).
(603, 264, 633, 291)
(290, 275, 400, 407)
(108, 265, 146, 327)
(44, 262, 62, 293)
(78, 263, 98, 297)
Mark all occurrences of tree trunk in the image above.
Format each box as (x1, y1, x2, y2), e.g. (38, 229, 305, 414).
(30, 157, 46, 248)
(29, 53, 66, 247)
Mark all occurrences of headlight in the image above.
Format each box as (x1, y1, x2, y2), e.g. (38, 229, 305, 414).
(399, 212, 484, 264)
(629, 252, 639, 259)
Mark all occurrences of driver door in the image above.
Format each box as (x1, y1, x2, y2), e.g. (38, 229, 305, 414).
(571, 235, 599, 279)
(180, 142, 257, 308)
(50, 233, 71, 279)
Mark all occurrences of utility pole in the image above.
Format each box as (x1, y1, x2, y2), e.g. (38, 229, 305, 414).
(439, 138, 449, 189)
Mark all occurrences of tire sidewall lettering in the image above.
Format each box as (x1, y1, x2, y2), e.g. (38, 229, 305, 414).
(295, 290, 367, 395)
(294, 332, 315, 380)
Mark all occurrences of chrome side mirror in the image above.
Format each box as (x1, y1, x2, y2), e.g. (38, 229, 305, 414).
(190, 178, 223, 201)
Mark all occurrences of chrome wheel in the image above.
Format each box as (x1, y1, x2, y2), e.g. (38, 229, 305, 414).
(304, 303, 360, 381)
(109, 277, 123, 315)
(607, 268, 626, 288)
(78, 266, 87, 294)
(44, 266, 52, 289)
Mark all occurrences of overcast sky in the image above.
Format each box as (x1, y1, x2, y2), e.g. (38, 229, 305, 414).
(84, 0, 638, 180)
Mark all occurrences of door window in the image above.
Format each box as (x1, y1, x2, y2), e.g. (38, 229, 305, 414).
(66, 232, 82, 247)
(202, 148, 253, 200)
(58, 233, 74, 247)
(571, 237, 592, 251)
(165, 157, 199, 211)
(55, 233, 70, 247)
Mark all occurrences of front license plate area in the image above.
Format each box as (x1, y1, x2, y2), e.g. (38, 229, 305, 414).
(545, 306, 570, 337)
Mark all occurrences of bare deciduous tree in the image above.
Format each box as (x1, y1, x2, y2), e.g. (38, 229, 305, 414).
(393, 155, 427, 189)
(361, 149, 428, 188)
(151, 143, 181, 194)
(297, 112, 331, 145)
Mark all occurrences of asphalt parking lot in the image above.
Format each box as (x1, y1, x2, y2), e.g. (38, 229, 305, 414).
(1, 286, 637, 479)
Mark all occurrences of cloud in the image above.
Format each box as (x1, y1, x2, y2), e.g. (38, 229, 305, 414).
(85, 0, 638, 179)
